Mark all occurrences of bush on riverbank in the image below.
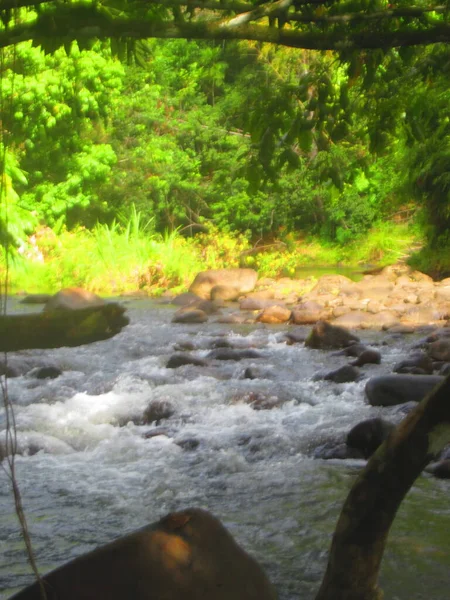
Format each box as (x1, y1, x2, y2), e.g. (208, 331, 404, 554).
(0, 220, 421, 295)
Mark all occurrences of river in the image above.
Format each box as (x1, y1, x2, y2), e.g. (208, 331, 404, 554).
(1, 298, 449, 599)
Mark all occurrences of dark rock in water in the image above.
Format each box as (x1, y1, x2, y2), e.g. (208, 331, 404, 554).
(305, 320, 359, 350)
(208, 338, 233, 349)
(393, 352, 433, 375)
(142, 427, 172, 439)
(142, 400, 175, 425)
(350, 349, 381, 367)
(172, 309, 208, 324)
(28, 366, 62, 380)
(365, 375, 443, 407)
(346, 418, 395, 459)
(173, 341, 196, 352)
(284, 330, 307, 345)
(332, 343, 368, 358)
(207, 348, 262, 361)
(166, 354, 207, 369)
(175, 437, 200, 451)
(243, 367, 273, 380)
(44, 287, 105, 311)
(428, 338, 450, 362)
(322, 365, 361, 383)
(172, 292, 203, 306)
(426, 460, 450, 479)
(398, 367, 430, 375)
(313, 441, 364, 460)
(20, 293, 52, 304)
(9, 508, 276, 600)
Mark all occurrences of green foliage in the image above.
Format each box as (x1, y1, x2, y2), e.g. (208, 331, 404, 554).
(2, 41, 124, 228)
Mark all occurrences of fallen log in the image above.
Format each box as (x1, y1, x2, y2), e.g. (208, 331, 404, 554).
(315, 373, 450, 600)
(0, 303, 129, 351)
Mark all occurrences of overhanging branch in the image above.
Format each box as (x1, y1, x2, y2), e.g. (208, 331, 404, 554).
(0, 1, 449, 50)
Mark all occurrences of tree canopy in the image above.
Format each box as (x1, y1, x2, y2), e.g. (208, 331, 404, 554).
(0, 1, 449, 53)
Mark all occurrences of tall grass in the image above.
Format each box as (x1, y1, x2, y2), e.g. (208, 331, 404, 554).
(1, 217, 423, 295)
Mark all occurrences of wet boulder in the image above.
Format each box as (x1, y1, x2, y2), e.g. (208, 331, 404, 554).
(207, 348, 262, 361)
(346, 418, 395, 459)
(142, 400, 175, 425)
(189, 268, 258, 300)
(166, 354, 208, 369)
(9, 508, 277, 600)
(172, 309, 209, 324)
(428, 338, 450, 362)
(426, 460, 450, 479)
(171, 292, 203, 306)
(284, 330, 307, 345)
(256, 305, 292, 324)
(313, 441, 364, 460)
(365, 374, 443, 407)
(305, 320, 360, 350)
(350, 349, 381, 367)
(393, 352, 434, 375)
(20, 293, 52, 305)
(28, 366, 62, 379)
(291, 301, 328, 325)
(44, 287, 105, 311)
(321, 365, 361, 383)
(210, 285, 241, 302)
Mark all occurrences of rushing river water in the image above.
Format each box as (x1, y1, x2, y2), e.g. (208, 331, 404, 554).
(1, 298, 449, 599)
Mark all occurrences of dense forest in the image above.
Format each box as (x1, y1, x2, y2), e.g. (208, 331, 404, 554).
(1, 1, 450, 294)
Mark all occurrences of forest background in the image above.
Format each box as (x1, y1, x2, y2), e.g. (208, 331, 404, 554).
(1, 2, 450, 295)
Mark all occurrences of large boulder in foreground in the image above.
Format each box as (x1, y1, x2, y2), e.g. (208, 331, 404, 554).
(305, 320, 360, 350)
(10, 508, 276, 600)
(365, 374, 444, 407)
(44, 287, 105, 311)
(189, 269, 258, 300)
(346, 418, 395, 459)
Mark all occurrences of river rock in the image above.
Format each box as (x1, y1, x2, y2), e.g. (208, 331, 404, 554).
(426, 460, 450, 479)
(291, 301, 328, 325)
(393, 352, 434, 375)
(346, 418, 395, 459)
(142, 400, 175, 425)
(210, 285, 241, 302)
(321, 365, 361, 383)
(428, 338, 450, 362)
(256, 305, 291, 324)
(172, 309, 209, 324)
(9, 508, 277, 600)
(305, 320, 359, 350)
(19, 293, 52, 304)
(240, 298, 285, 311)
(207, 348, 262, 361)
(365, 374, 444, 406)
(308, 274, 354, 296)
(313, 441, 364, 460)
(350, 349, 381, 367)
(44, 287, 105, 311)
(166, 354, 208, 369)
(189, 268, 258, 300)
(284, 330, 307, 345)
(28, 366, 62, 379)
(172, 292, 203, 306)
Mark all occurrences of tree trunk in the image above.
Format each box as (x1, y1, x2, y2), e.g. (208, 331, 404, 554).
(0, 303, 129, 351)
(315, 374, 450, 600)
